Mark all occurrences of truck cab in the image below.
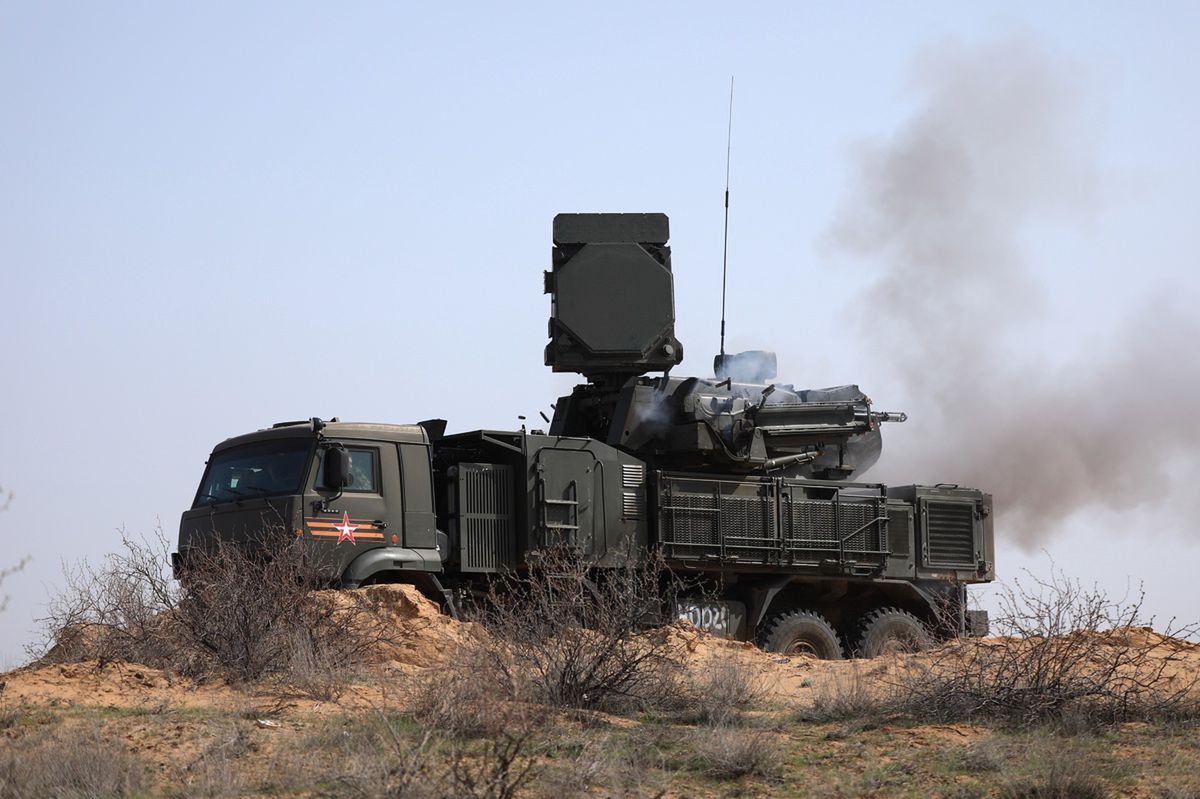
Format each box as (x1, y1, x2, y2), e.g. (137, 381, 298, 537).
(177, 418, 444, 591)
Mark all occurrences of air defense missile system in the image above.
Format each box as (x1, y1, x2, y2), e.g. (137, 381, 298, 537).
(178, 213, 993, 658)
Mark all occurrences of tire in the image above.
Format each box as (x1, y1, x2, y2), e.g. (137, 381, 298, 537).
(760, 610, 844, 659)
(854, 607, 932, 658)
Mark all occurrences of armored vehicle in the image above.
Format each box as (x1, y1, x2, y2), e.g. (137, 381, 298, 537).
(177, 213, 993, 658)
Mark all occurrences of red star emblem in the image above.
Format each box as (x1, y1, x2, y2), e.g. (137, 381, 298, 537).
(335, 511, 357, 545)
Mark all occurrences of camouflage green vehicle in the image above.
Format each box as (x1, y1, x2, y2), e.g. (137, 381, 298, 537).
(178, 214, 993, 659)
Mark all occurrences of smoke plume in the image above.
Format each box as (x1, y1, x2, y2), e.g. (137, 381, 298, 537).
(828, 37, 1200, 546)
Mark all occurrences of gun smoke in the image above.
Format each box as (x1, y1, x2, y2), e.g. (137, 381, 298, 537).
(827, 37, 1200, 546)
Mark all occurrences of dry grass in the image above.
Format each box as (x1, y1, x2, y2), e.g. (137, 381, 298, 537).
(996, 741, 1113, 799)
(178, 726, 247, 799)
(0, 726, 145, 798)
(799, 664, 898, 723)
(689, 724, 783, 780)
(684, 653, 767, 726)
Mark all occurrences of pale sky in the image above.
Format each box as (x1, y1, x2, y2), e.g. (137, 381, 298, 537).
(3, 2, 1199, 664)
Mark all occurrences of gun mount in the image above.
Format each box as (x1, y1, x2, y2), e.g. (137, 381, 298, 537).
(546, 213, 905, 479)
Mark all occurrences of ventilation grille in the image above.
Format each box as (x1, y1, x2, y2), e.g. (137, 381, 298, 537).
(457, 463, 514, 573)
(621, 463, 645, 519)
(659, 481, 777, 561)
(925, 501, 976, 567)
(662, 489, 719, 559)
(887, 507, 912, 557)
(783, 497, 886, 561)
(659, 474, 889, 568)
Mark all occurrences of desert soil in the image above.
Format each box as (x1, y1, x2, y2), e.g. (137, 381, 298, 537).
(3, 585, 1199, 798)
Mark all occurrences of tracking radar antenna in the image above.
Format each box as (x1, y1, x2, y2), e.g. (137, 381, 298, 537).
(719, 76, 734, 358)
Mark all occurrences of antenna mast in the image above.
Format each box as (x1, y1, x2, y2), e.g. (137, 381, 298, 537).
(719, 76, 734, 357)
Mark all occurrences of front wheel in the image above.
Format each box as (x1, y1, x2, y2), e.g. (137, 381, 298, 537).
(760, 610, 844, 659)
(854, 607, 932, 658)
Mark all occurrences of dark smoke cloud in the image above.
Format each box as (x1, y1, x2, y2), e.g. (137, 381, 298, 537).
(827, 36, 1200, 546)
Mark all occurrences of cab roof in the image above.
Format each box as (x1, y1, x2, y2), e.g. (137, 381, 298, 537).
(211, 419, 429, 453)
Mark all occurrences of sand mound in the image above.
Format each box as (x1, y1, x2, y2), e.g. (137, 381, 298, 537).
(319, 583, 480, 667)
(9, 583, 1198, 714)
(1, 660, 238, 710)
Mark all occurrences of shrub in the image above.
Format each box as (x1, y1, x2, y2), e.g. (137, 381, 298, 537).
(37, 527, 390, 685)
(35, 528, 186, 669)
(406, 644, 530, 739)
(686, 653, 766, 726)
(465, 547, 690, 713)
(900, 569, 1200, 729)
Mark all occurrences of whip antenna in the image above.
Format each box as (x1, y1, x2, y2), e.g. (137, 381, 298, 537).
(719, 76, 734, 357)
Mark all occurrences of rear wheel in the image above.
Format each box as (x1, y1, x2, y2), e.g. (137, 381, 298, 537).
(854, 607, 932, 658)
(760, 610, 844, 659)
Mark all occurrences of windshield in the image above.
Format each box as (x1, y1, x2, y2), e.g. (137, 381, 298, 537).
(194, 438, 312, 507)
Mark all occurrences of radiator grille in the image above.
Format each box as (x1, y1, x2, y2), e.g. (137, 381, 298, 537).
(925, 501, 976, 567)
(457, 463, 514, 572)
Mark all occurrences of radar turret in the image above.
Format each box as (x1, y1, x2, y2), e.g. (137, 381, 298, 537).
(546, 213, 905, 480)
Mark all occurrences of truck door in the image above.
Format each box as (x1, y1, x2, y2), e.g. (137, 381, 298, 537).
(533, 448, 598, 556)
(306, 442, 402, 555)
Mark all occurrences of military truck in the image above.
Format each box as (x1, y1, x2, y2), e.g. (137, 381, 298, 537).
(177, 213, 993, 658)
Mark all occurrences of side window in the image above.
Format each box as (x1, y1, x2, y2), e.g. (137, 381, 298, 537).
(316, 446, 380, 493)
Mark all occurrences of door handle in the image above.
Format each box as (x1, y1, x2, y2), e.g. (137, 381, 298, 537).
(373, 520, 388, 530)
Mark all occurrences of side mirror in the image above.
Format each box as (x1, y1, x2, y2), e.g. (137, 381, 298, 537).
(322, 445, 353, 489)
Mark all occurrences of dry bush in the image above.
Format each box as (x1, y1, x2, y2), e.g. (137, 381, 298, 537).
(444, 724, 539, 799)
(798, 665, 898, 723)
(533, 732, 641, 799)
(406, 645, 535, 739)
(954, 738, 1006, 774)
(688, 725, 782, 781)
(0, 727, 145, 798)
(285, 625, 357, 701)
(685, 654, 767, 726)
(899, 569, 1200, 729)
(997, 742, 1110, 799)
(35, 528, 187, 668)
(179, 725, 248, 798)
(175, 534, 391, 683)
(335, 715, 440, 798)
(36, 528, 390, 686)
(337, 708, 540, 799)
(465, 547, 690, 713)
(533, 724, 675, 798)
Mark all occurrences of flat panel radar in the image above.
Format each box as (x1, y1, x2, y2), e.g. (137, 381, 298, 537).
(545, 213, 684, 381)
